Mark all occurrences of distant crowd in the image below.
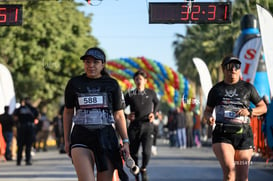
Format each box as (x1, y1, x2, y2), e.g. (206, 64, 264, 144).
(148, 107, 208, 156)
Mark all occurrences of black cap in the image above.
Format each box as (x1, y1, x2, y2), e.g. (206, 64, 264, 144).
(80, 47, 106, 62)
(222, 56, 241, 66)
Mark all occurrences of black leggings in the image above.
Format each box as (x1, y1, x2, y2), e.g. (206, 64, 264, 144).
(128, 122, 154, 169)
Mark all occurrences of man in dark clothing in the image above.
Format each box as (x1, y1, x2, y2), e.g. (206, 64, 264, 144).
(125, 70, 159, 181)
(167, 109, 177, 147)
(175, 107, 187, 149)
(0, 106, 14, 160)
(13, 98, 39, 166)
(57, 105, 65, 154)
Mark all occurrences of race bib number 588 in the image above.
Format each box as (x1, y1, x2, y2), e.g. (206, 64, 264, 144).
(80, 96, 103, 105)
(77, 93, 108, 109)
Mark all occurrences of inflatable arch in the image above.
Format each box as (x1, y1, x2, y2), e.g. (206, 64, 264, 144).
(106, 57, 194, 109)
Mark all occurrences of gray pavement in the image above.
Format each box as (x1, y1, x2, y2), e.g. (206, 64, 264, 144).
(0, 139, 272, 181)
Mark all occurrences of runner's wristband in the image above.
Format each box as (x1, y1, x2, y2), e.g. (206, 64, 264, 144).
(122, 138, 130, 144)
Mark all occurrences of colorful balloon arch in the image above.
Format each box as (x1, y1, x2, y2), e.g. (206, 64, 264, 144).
(106, 56, 194, 109)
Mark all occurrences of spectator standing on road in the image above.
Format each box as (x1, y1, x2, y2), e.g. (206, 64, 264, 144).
(63, 47, 130, 181)
(175, 107, 187, 149)
(204, 55, 267, 181)
(125, 70, 160, 181)
(58, 105, 66, 154)
(185, 109, 194, 148)
(36, 112, 50, 152)
(193, 110, 202, 148)
(167, 109, 177, 147)
(53, 113, 62, 149)
(0, 106, 15, 160)
(14, 97, 39, 166)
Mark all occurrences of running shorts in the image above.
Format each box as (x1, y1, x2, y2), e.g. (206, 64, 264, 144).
(212, 124, 253, 150)
(70, 125, 120, 171)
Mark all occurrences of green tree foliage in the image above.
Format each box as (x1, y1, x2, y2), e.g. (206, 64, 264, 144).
(0, 0, 98, 115)
(173, 0, 273, 86)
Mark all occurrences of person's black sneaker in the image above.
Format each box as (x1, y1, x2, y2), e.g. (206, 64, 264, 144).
(6, 157, 12, 161)
(26, 162, 32, 166)
(141, 169, 148, 181)
(59, 149, 66, 154)
(16, 162, 21, 166)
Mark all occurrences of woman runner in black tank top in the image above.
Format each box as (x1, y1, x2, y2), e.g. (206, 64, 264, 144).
(63, 47, 130, 181)
(204, 55, 267, 181)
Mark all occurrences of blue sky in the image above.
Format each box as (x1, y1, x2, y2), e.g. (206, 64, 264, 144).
(76, 0, 224, 71)
(76, 0, 196, 70)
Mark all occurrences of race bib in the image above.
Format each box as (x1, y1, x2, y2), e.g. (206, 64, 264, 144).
(223, 110, 249, 123)
(224, 110, 237, 119)
(77, 93, 108, 109)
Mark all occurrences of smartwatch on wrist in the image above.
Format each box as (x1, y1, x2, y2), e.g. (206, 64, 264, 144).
(122, 138, 130, 144)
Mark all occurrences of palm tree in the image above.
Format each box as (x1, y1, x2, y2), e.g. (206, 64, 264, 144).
(173, 0, 273, 85)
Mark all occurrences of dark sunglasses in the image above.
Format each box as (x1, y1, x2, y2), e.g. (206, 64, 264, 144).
(225, 63, 241, 71)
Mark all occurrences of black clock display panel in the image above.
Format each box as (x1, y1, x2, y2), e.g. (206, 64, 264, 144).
(0, 4, 23, 26)
(149, 2, 232, 24)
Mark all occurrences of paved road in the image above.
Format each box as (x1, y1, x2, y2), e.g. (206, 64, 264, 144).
(0, 139, 272, 181)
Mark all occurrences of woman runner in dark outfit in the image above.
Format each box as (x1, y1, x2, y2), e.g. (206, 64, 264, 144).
(204, 55, 267, 181)
(125, 70, 159, 181)
(63, 47, 130, 181)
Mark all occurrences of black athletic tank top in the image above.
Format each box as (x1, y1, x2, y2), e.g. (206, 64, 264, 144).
(64, 74, 125, 126)
(207, 80, 262, 124)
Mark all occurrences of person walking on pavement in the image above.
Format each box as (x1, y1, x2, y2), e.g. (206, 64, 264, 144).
(193, 110, 202, 148)
(63, 47, 130, 181)
(57, 105, 66, 154)
(36, 112, 50, 152)
(167, 109, 177, 147)
(52, 113, 62, 149)
(13, 97, 39, 166)
(204, 55, 267, 181)
(175, 107, 187, 149)
(0, 106, 15, 160)
(125, 70, 160, 181)
(185, 109, 194, 148)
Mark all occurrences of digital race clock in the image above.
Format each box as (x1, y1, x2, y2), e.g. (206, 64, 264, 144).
(0, 4, 23, 26)
(149, 2, 232, 24)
